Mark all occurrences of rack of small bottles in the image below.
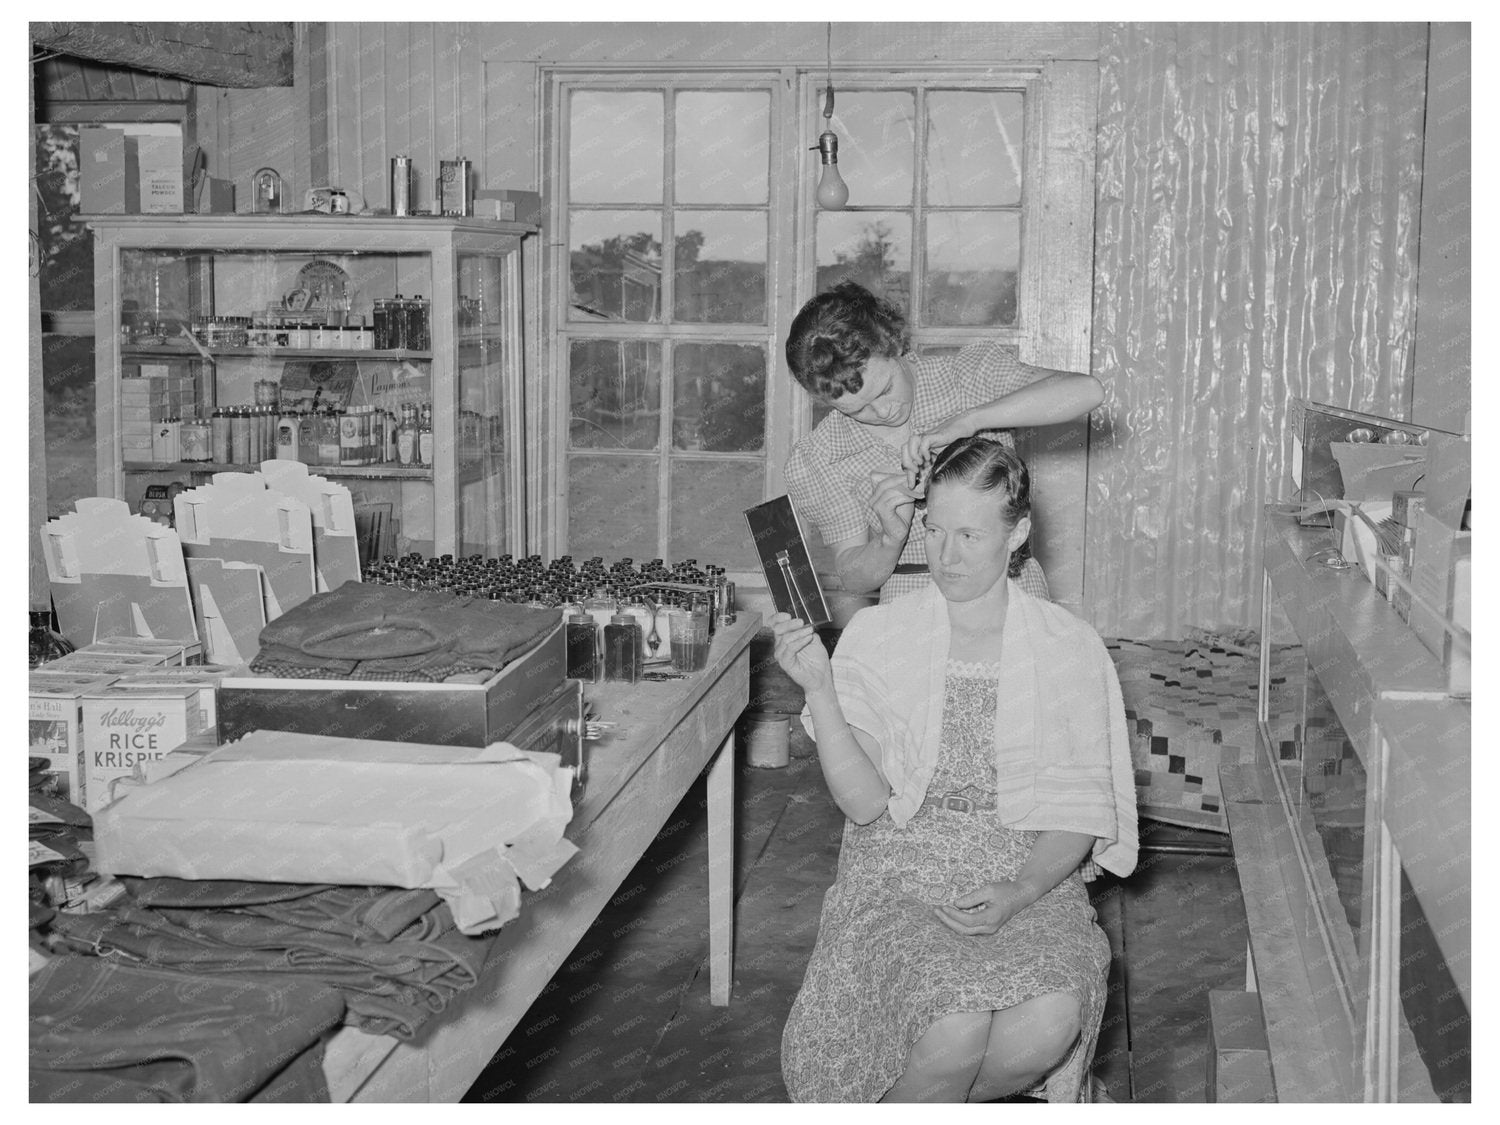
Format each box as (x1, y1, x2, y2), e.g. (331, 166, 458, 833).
(362, 553, 736, 683)
(164, 399, 496, 469)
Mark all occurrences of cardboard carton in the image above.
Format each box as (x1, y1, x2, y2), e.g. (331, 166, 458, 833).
(474, 188, 540, 226)
(136, 134, 184, 213)
(30, 674, 119, 808)
(79, 127, 139, 214)
(80, 684, 207, 811)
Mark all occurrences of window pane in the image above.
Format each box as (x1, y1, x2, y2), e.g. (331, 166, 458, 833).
(923, 211, 1020, 326)
(673, 211, 767, 324)
(831, 91, 914, 207)
(569, 90, 662, 204)
(570, 212, 663, 323)
(926, 91, 1024, 207)
(569, 339, 662, 450)
(42, 335, 96, 519)
(675, 91, 769, 204)
(815, 211, 912, 306)
(34, 125, 91, 313)
(568, 455, 659, 560)
(673, 342, 765, 452)
(669, 458, 764, 568)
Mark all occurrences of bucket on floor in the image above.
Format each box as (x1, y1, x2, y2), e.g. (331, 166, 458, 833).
(742, 713, 790, 769)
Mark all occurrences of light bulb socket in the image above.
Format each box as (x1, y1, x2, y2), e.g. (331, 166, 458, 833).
(814, 130, 840, 164)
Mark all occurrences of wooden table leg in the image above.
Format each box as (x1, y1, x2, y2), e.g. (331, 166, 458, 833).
(706, 727, 735, 1006)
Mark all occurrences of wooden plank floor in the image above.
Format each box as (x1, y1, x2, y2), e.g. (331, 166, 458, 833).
(464, 727, 1249, 1103)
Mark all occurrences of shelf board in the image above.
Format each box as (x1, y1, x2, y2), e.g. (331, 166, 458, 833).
(122, 346, 433, 362)
(122, 460, 435, 480)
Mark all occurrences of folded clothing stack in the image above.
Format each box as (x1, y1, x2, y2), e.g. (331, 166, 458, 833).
(250, 580, 558, 682)
(29, 954, 344, 1103)
(47, 878, 491, 1043)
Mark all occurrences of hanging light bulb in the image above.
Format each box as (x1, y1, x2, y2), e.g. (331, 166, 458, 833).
(811, 24, 848, 210)
(814, 126, 849, 210)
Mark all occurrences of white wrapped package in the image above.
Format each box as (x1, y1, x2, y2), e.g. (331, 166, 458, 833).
(93, 730, 579, 935)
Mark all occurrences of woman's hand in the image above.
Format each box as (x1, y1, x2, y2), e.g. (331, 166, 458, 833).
(900, 410, 977, 488)
(769, 612, 833, 695)
(869, 470, 922, 544)
(933, 881, 1032, 937)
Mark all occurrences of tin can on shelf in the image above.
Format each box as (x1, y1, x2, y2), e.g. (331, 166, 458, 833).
(391, 156, 413, 217)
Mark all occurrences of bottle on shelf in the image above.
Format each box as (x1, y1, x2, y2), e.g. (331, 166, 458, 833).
(340, 407, 361, 466)
(230, 406, 251, 465)
(211, 407, 230, 464)
(604, 611, 641, 684)
(276, 409, 302, 461)
(418, 403, 434, 467)
(396, 404, 419, 466)
(316, 408, 342, 466)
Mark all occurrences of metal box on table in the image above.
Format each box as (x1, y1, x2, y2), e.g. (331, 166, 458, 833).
(216, 624, 566, 747)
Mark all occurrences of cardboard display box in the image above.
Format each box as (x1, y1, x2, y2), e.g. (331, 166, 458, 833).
(217, 623, 565, 747)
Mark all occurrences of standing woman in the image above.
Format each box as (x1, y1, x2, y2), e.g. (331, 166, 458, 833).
(784, 281, 1102, 603)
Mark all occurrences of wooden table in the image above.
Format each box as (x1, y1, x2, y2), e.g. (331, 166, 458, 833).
(323, 611, 760, 1102)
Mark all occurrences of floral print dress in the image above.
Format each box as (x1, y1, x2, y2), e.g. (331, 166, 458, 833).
(781, 660, 1111, 1102)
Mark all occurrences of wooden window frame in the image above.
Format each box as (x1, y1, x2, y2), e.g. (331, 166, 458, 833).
(540, 62, 1095, 589)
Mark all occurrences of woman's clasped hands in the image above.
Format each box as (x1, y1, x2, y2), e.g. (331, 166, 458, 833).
(933, 880, 1033, 937)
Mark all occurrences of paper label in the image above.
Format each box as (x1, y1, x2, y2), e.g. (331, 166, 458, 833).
(29, 840, 68, 867)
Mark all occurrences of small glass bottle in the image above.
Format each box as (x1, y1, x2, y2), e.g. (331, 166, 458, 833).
(418, 403, 434, 467)
(397, 403, 419, 466)
(340, 407, 362, 466)
(604, 611, 641, 684)
(29, 609, 75, 668)
(275, 410, 301, 461)
(317, 408, 343, 466)
(297, 412, 318, 464)
(566, 610, 599, 682)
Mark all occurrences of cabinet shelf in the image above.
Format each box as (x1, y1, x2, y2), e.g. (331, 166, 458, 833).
(122, 459, 496, 484)
(123, 460, 434, 481)
(122, 345, 434, 362)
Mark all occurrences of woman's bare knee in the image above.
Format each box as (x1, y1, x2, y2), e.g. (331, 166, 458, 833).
(915, 1011, 991, 1072)
(968, 993, 1083, 1100)
(1008, 991, 1081, 1055)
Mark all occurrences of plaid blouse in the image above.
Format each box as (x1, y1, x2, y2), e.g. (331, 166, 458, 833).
(786, 340, 1050, 603)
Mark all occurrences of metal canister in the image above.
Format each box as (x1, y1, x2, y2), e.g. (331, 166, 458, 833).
(391, 156, 413, 216)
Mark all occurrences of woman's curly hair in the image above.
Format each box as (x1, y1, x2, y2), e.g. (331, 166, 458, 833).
(924, 437, 1034, 578)
(784, 281, 911, 401)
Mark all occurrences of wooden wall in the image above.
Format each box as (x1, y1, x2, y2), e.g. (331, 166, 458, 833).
(67, 22, 1469, 638)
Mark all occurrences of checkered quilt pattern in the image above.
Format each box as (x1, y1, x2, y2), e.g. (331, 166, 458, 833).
(1104, 632, 1304, 834)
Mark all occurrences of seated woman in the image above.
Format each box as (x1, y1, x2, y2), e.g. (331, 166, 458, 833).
(772, 437, 1137, 1103)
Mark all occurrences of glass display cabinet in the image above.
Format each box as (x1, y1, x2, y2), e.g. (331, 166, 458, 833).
(84, 215, 534, 558)
(1234, 506, 1470, 1102)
